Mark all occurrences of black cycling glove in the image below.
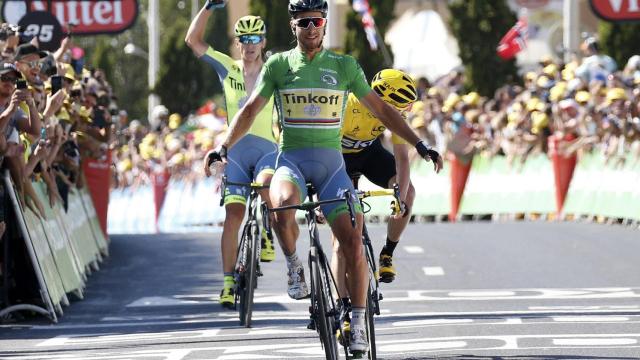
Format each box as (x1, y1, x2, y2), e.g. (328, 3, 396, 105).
(415, 140, 440, 164)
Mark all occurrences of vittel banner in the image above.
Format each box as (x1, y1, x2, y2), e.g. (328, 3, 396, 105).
(2, 0, 139, 35)
(589, 0, 640, 21)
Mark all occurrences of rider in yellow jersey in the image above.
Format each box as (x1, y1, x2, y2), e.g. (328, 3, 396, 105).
(185, 0, 277, 308)
(331, 69, 442, 340)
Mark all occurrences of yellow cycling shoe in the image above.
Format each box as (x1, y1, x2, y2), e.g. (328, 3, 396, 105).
(260, 229, 275, 262)
(336, 318, 351, 347)
(379, 254, 396, 283)
(219, 287, 235, 309)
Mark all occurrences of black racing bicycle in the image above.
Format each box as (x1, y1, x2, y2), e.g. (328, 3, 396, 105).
(263, 184, 361, 360)
(220, 175, 270, 327)
(347, 175, 402, 360)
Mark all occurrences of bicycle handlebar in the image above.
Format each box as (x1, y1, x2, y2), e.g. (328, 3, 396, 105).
(263, 192, 358, 228)
(356, 183, 402, 216)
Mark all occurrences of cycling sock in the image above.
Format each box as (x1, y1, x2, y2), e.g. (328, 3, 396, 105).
(223, 273, 234, 288)
(351, 307, 365, 328)
(380, 237, 398, 257)
(285, 252, 301, 270)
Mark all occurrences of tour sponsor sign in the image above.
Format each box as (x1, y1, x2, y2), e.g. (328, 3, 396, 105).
(2, 0, 139, 35)
(590, 0, 640, 21)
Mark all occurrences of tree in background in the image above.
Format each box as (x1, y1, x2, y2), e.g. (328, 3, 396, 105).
(599, 21, 640, 68)
(343, 0, 395, 81)
(249, 0, 294, 53)
(448, 0, 519, 96)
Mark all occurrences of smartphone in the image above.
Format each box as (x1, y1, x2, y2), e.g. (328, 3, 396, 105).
(92, 107, 107, 128)
(50, 75, 63, 94)
(16, 79, 27, 89)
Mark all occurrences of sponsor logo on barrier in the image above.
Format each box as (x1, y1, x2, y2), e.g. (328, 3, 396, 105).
(590, 0, 640, 21)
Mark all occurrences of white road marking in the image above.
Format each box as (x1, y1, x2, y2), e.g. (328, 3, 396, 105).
(448, 290, 516, 297)
(379, 340, 467, 352)
(553, 338, 638, 346)
(126, 296, 202, 307)
(403, 246, 424, 254)
(392, 319, 472, 327)
(422, 266, 444, 276)
(553, 316, 630, 322)
(36, 329, 219, 347)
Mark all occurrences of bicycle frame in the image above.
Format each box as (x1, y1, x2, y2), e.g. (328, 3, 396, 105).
(220, 175, 269, 327)
(262, 186, 355, 360)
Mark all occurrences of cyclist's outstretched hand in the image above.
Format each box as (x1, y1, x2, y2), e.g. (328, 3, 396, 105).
(203, 145, 228, 177)
(205, 0, 226, 10)
(415, 141, 443, 173)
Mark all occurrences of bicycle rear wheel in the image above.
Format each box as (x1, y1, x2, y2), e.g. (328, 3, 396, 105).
(239, 221, 259, 327)
(311, 247, 339, 360)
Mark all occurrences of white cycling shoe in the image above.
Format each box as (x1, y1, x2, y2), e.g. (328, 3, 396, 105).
(349, 325, 369, 353)
(287, 266, 309, 299)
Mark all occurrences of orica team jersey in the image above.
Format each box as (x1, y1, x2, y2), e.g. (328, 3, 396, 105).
(201, 47, 275, 143)
(256, 48, 372, 151)
(340, 93, 407, 154)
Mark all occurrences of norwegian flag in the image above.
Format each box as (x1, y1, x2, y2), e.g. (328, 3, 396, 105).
(496, 16, 528, 60)
(352, 0, 379, 50)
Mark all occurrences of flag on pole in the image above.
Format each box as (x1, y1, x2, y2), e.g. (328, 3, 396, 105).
(496, 16, 528, 60)
(352, 0, 379, 50)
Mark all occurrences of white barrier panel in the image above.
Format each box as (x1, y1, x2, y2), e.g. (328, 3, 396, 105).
(157, 178, 225, 233)
(107, 185, 156, 234)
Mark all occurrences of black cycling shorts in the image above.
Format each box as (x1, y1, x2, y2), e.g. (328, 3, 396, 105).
(343, 138, 396, 188)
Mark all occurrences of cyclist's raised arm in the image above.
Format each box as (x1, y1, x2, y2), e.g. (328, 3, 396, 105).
(185, 5, 213, 57)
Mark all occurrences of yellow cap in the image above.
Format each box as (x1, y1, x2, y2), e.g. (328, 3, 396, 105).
(549, 82, 567, 102)
(169, 113, 182, 130)
(442, 93, 460, 112)
(462, 92, 480, 106)
(575, 90, 591, 104)
(427, 87, 441, 97)
(605, 87, 627, 105)
(61, 63, 76, 81)
(531, 111, 549, 134)
(526, 97, 545, 112)
(561, 68, 575, 81)
(525, 71, 537, 82)
(536, 75, 552, 88)
(543, 64, 558, 77)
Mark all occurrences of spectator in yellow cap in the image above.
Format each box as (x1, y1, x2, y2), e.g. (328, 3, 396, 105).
(169, 113, 182, 130)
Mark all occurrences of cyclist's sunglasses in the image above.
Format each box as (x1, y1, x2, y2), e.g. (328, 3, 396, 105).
(238, 34, 264, 44)
(0, 74, 18, 83)
(294, 17, 327, 29)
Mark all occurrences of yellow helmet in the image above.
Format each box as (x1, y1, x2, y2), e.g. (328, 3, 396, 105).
(234, 15, 266, 36)
(371, 69, 418, 109)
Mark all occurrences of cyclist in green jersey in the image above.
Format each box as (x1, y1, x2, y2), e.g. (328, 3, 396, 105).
(185, 0, 278, 308)
(208, 0, 443, 352)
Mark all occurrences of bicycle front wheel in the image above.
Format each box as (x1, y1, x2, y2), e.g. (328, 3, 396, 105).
(239, 221, 259, 327)
(311, 247, 339, 360)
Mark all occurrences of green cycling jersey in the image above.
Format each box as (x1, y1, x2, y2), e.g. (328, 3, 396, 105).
(201, 46, 276, 142)
(256, 48, 372, 151)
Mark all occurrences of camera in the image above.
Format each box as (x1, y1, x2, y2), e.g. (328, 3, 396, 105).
(16, 79, 27, 89)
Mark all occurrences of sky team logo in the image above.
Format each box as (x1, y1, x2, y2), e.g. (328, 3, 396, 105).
(321, 73, 338, 86)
